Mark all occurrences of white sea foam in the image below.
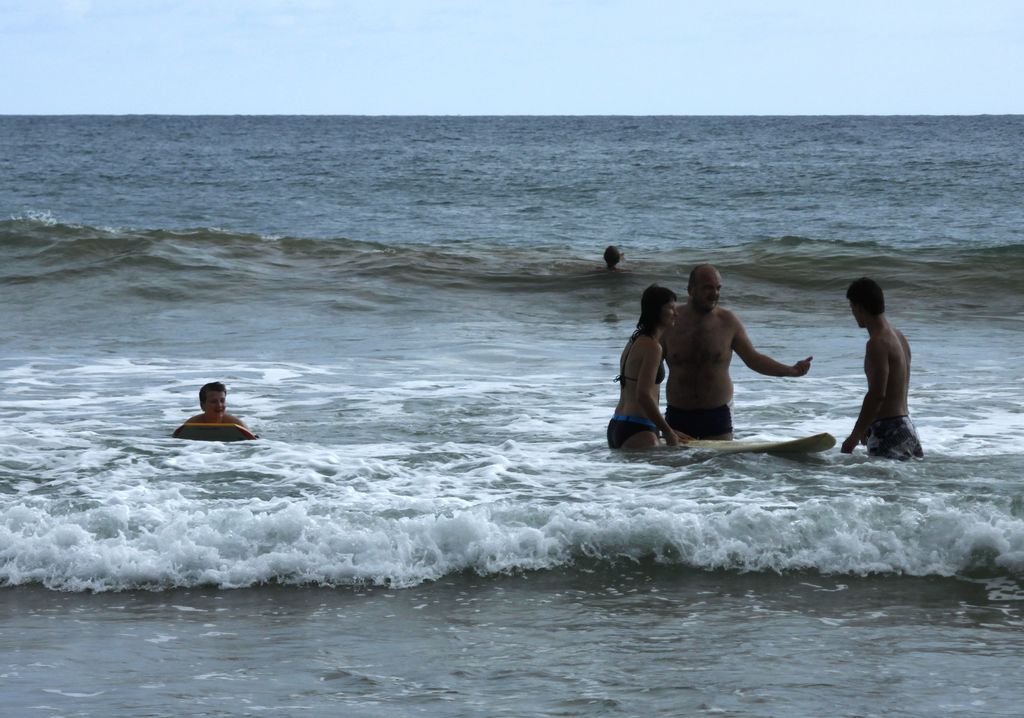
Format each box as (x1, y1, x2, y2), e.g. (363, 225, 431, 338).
(2, 320, 1022, 594)
(2, 471, 1024, 592)
(4, 370, 1024, 593)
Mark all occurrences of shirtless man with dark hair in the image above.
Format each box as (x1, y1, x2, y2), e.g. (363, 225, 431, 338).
(661, 264, 813, 439)
(841, 277, 923, 459)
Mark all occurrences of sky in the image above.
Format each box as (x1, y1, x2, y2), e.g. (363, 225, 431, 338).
(2, 0, 1022, 115)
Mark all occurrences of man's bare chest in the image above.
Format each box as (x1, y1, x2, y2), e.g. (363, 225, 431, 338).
(666, 320, 733, 367)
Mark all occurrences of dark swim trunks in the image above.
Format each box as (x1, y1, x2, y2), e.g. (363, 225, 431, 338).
(665, 404, 733, 439)
(607, 415, 658, 449)
(867, 415, 924, 460)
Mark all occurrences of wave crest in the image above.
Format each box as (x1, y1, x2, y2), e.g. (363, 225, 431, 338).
(3, 494, 1021, 592)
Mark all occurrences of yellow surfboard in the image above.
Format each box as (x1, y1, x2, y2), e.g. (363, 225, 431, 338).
(172, 423, 257, 442)
(684, 432, 835, 455)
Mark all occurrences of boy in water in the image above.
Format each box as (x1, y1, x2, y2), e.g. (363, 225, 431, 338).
(185, 381, 249, 428)
(841, 278, 923, 459)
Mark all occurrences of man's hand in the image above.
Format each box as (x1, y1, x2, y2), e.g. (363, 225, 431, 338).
(841, 433, 862, 453)
(790, 356, 813, 377)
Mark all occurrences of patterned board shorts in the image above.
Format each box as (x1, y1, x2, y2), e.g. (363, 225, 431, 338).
(866, 415, 924, 460)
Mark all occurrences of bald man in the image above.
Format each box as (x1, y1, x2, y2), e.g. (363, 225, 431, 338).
(661, 264, 813, 439)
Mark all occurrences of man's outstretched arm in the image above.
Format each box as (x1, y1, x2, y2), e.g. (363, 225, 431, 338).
(732, 319, 813, 377)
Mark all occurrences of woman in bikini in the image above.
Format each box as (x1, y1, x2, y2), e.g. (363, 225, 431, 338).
(608, 284, 689, 449)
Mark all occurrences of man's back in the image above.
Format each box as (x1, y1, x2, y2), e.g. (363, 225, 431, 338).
(869, 326, 912, 419)
(842, 276, 922, 459)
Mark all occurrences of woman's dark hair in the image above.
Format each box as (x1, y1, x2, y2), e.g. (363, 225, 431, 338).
(603, 245, 621, 269)
(633, 284, 677, 339)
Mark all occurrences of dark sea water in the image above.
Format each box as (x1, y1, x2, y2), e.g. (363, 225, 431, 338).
(2, 116, 1023, 716)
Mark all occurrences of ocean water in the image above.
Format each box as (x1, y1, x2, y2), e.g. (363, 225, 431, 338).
(1, 116, 1023, 716)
